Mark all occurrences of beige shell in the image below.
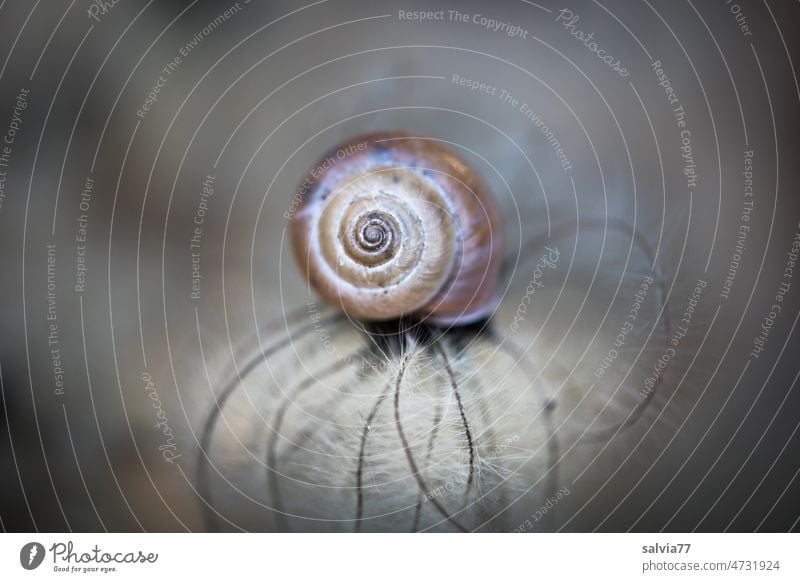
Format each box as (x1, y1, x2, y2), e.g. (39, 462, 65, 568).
(289, 132, 502, 325)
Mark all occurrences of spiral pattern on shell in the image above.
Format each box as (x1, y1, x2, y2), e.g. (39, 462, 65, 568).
(290, 132, 502, 325)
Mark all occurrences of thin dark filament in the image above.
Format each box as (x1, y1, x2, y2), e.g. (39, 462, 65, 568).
(583, 369, 664, 441)
(489, 333, 560, 506)
(267, 354, 360, 531)
(394, 349, 468, 533)
(279, 379, 363, 468)
(354, 377, 394, 531)
(355, 318, 420, 531)
(489, 331, 558, 406)
(503, 216, 672, 438)
(432, 340, 475, 489)
(411, 401, 443, 532)
(470, 374, 505, 530)
(197, 311, 343, 531)
(583, 301, 671, 439)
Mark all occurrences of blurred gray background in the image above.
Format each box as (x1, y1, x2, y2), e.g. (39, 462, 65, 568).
(0, 0, 798, 531)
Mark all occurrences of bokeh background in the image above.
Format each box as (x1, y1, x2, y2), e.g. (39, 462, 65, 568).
(0, 0, 798, 531)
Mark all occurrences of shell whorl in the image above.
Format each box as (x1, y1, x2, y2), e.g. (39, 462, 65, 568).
(290, 133, 502, 325)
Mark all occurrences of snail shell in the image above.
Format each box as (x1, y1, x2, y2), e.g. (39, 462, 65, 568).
(289, 132, 502, 325)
